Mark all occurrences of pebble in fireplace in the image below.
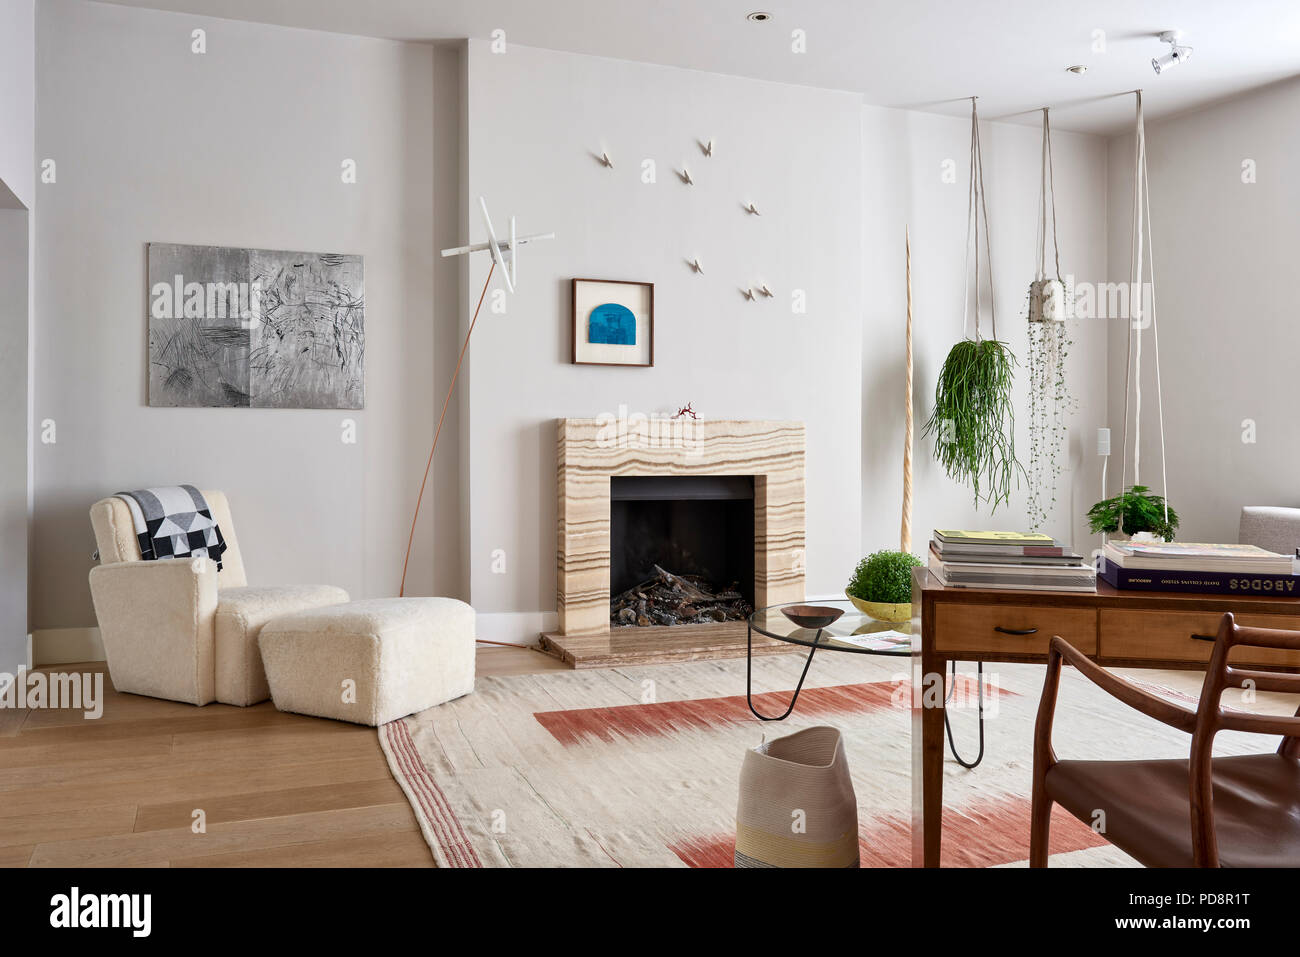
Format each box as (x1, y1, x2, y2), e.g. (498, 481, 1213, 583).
(608, 475, 755, 628)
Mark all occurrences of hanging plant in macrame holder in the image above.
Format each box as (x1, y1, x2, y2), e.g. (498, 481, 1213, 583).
(1101, 90, 1175, 540)
(1025, 107, 1075, 531)
(923, 97, 1022, 511)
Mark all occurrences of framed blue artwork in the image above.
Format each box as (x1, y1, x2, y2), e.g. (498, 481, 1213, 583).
(588, 303, 636, 345)
(571, 278, 654, 366)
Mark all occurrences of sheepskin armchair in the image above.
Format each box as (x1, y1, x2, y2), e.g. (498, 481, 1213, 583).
(88, 490, 348, 706)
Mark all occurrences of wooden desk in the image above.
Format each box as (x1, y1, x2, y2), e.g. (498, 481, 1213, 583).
(911, 568, 1300, 867)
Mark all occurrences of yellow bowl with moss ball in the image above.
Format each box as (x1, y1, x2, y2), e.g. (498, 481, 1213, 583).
(846, 592, 913, 623)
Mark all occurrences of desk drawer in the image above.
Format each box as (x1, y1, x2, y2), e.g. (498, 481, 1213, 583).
(934, 603, 1096, 656)
(1099, 611, 1300, 667)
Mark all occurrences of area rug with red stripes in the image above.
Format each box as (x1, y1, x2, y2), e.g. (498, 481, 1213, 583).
(378, 651, 1272, 867)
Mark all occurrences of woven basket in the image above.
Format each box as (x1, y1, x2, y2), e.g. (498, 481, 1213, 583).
(735, 725, 859, 868)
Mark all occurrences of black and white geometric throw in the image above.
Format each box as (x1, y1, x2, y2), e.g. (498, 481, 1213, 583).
(116, 485, 228, 571)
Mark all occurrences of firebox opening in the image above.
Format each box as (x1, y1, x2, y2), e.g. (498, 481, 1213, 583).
(609, 475, 755, 627)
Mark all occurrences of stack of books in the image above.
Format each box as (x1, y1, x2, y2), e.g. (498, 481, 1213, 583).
(927, 530, 1096, 592)
(1099, 541, 1300, 595)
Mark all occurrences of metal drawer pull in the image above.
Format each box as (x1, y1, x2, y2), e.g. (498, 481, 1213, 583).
(1190, 633, 1217, 643)
(994, 626, 1038, 636)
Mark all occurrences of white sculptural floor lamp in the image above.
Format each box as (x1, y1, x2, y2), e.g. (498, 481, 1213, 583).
(399, 198, 555, 595)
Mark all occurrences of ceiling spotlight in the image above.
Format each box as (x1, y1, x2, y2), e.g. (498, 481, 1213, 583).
(746, 11, 773, 22)
(1152, 30, 1192, 75)
(1066, 64, 1088, 75)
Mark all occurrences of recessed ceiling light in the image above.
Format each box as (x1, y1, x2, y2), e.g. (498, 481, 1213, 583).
(1066, 64, 1088, 75)
(746, 11, 773, 22)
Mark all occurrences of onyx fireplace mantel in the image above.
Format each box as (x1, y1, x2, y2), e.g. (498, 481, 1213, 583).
(555, 417, 806, 637)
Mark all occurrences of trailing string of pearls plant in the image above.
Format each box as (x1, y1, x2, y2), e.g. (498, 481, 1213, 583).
(1026, 317, 1073, 529)
(1025, 107, 1075, 531)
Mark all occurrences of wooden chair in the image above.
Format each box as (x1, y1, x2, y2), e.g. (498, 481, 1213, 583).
(1031, 612, 1300, 867)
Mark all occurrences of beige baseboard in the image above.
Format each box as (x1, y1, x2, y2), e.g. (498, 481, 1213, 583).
(32, 627, 105, 666)
(475, 611, 559, 645)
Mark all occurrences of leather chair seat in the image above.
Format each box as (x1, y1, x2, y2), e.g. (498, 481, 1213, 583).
(1046, 753, 1300, 867)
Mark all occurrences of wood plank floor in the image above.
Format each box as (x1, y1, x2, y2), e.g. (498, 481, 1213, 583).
(2, 648, 1221, 868)
(0, 646, 566, 868)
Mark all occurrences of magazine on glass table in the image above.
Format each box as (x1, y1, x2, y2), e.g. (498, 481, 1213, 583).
(833, 629, 912, 652)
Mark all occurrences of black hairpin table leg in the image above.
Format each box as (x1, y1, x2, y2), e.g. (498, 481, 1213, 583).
(747, 623, 823, 721)
(943, 660, 986, 768)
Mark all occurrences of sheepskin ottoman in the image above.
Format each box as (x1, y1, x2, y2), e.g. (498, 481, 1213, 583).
(258, 597, 475, 725)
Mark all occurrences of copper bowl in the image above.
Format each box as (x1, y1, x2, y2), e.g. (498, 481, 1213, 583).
(781, 604, 845, 630)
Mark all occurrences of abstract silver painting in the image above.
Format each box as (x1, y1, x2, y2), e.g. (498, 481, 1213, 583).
(147, 243, 364, 409)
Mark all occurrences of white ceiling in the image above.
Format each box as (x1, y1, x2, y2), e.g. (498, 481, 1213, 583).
(97, 0, 1300, 135)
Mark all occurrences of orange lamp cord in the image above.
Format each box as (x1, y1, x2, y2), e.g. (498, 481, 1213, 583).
(399, 261, 496, 597)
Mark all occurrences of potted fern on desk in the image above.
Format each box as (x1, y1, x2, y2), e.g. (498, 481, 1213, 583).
(1087, 485, 1179, 542)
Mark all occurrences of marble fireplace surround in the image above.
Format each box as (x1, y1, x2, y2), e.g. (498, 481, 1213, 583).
(556, 418, 806, 636)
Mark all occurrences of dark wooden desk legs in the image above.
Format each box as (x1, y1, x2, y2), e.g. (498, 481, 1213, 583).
(912, 645, 945, 867)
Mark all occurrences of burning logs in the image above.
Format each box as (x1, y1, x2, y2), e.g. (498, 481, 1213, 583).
(611, 564, 752, 627)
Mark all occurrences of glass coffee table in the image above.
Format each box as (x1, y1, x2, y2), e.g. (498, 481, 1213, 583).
(746, 599, 910, 721)
(747, 599, 986, 766)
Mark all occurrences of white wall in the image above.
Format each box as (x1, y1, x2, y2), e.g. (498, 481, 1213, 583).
(0, 0, 34, 671)
(462, 42, 864, 632)
(27, 7, 1120, 645)
(1106, 77, 1300, 545)
(862, 107, 1111, 558)
(0, 209, 29, 671)
(0, 0, 34, 210)
(32, 0, 460, 629)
